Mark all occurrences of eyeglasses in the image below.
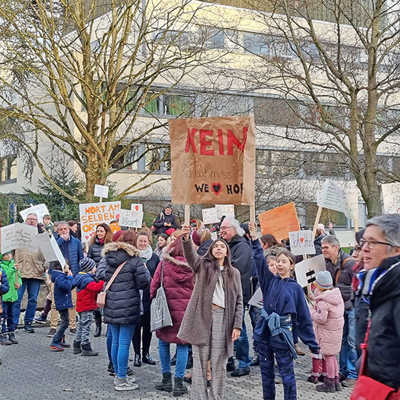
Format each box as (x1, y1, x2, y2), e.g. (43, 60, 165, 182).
(359, 239, 393, 249)
(26, 218, 38, 221)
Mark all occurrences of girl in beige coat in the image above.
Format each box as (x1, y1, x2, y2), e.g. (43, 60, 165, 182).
(177, 227, 243, 400)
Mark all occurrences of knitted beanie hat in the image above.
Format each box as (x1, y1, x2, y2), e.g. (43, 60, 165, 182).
(315, 270, 333, 289)
(79, 257, 96, 273)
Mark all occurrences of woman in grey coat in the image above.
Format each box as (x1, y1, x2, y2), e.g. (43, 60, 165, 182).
(177, 226, 243, 400)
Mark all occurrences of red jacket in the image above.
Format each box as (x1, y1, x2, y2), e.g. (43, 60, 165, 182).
(76, 280, 104, 312)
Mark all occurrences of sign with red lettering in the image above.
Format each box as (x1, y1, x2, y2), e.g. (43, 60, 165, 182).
(169, 116, 255, 205)
(79, 201, 121, 242)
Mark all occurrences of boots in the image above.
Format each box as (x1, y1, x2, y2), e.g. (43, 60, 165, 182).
(81, 342, 98, 356)
(93, 310, 102, 337)
(73, 341, 82, 354)
(186, 351, 193, 369)
(335, 376, 342, 391)
(316, 377, 336, 393)
(0, 334, 12, 346)
(173, 377, 188, 397)
(8, 333, 18, 344)
(155, 372, 173, 392)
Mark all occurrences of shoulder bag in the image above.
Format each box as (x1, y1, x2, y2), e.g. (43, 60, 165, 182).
(150, 261, 173, 331)
(96, 261, 126, 308)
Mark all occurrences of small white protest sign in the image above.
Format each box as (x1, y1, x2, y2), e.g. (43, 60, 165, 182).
(131, 204, 143, 213)
(215, 204, 235, 219)
(289, 230, 315, 256)
(0, 223, 38, 253)
(20, 204, 49, 224)
(334, 230, 356, 248)
(94, 184, 109, 199)
(381, 182, 400, 214)
(33, 232, 66, 267)
(248, 287, 263, 309)
(202, 208, 219, 225)
(119, 209, 143, 228)
(317, 180, 350, 217)
(295, 254, 326, 288)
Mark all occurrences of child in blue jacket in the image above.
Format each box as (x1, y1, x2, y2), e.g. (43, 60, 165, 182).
(48, 261, 74, 352)
(249, 224, 319, 400)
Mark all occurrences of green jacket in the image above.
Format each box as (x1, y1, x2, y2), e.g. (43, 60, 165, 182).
(1, 258, 21, 302)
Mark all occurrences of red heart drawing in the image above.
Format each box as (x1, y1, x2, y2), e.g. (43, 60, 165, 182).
(85, 235, 89, 240)
(211, 182, 222, 195)
(299, 237, 305, 243)
(135, 205, 139, 211)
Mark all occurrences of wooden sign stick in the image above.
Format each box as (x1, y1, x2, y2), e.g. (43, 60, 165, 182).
(250, 203, 256, 225)
(184, 205, 190, 227)
(312, 206, 323, 238)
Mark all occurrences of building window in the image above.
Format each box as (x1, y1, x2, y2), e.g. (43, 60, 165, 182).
(243, 32, 269, 56)
(0, 157, 17, 183)
(164, 95, 194, 117)
(205, 29, 225, 49)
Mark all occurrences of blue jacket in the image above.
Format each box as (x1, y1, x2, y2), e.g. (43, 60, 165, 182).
(252, 239, 319, 353)
(73, 273, 95, 292)
(0, 267, 9, 296)
(57, 236, 83, 276)
(50, 269, 73, 310)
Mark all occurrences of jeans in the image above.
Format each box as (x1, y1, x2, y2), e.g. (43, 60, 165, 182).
(158, 339, 189, 379)
(235, 309, 251, 368)
(1, 301, 19, 333)
(106, 325, 112, 363)
(51, 309, 69, 345)
(110, 323, 136, 379)
(355, 298, 370, 359)
(76, 311, 93, 345)
(339, 308, 358, 380)
(13, 278, 42, 326)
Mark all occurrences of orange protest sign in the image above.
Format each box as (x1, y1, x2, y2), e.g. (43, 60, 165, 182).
(258, 202, 300, 242)
(169, 116, 256, 205)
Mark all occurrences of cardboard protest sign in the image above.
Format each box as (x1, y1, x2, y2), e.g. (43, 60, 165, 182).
(131, 204, 143, 213)
(295, 255, 326, 287)
(33, 232, 66, 267)
(381, 183, 400, 214)
(119, 209, 143, 228)
(202, 208, 219, 225)
(317, 180, 350, 217)
(215, 204, 235, 219)
(94, 184, 109, 199)
(20, 204, 49, 224)
(0, 223, 38, 253)
(79, 201, 121, 241)
(258, 202, 300, 242)
(169, 116, 256, 205)
(289, 230, 315, 256)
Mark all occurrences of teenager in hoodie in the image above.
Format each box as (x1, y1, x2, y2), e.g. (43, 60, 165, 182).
(73, 257, 104, 356)
(309, 271, 345, 392)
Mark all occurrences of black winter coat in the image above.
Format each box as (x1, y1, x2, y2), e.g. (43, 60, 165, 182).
(228, 235, 253, 305)
(102, 242, 150, 325)
(313, 234, 326, 255)
(152, 212, 178, 235)
(88, 239, 104, 264)
(141, 252, 160, 313)
(367, 256, 400, 389)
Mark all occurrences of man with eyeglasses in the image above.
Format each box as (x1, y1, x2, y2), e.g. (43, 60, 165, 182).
(353, 214, 400, 397)
(321, 234, 358, 388)
(13, 213, 46, 333)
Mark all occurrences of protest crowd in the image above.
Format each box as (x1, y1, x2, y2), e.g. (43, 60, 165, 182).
(1, 203, 400, 399)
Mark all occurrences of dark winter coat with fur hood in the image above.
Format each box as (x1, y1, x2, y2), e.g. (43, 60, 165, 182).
(102, 242, 150, 326)
(150, 248, 194, 344)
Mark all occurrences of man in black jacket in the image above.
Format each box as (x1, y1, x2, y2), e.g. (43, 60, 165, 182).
(358, 214, 400, 392)
(220, 216, 252, 377)
(322, 235, 357, 387)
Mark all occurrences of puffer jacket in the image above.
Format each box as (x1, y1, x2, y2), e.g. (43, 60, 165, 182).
(311, 287, 344, 355)
(150, 248, 194, 344)
(87, 239, 105, 264)
(49, 269, 73, 311)
(367, 256, 400, 389)
(14, 247, 46, 280)
(0, 267, 9, 296)
(56, 235, 83, 276)
(102, 242, 150, 325)
(74, 273, 104, 312)
(152, 212, 178, 235)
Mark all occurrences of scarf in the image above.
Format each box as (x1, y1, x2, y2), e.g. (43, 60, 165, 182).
(139, 245, 153, 262)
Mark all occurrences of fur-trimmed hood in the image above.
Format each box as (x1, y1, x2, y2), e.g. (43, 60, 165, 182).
(102, 241, 140, 257)
(162, 244, 190, 269)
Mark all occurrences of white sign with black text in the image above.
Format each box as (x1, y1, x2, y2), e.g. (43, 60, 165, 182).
(289, 230, 316, 256)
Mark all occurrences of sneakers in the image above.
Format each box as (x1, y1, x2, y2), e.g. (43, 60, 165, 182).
(50, 343, 64, 352)
(35, 314, 48, 324)
(23, 325, 35, 333)
(114, 377, 139, 391)
(47, 328, 56, 338)
(8, 333, 18, 344)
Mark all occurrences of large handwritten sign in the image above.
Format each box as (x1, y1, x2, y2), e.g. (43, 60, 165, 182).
(0, 223, 38, 253)
(258, 202, 300, 242)
(20, 204, 49, 224)
(317, 180, 350, 217)
(79, 201, 121, 241)
(169, 116, 256, 205)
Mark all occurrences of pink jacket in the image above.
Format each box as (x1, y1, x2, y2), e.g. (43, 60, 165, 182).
(311, 287, 344, 356)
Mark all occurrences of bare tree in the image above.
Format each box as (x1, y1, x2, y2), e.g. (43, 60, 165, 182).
(0, 0, 222, 201)
(221, 0, 400, 217)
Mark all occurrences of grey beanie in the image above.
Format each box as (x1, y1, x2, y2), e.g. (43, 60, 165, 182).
(315, 270, 333, 289)
(79, 257, 96, 273)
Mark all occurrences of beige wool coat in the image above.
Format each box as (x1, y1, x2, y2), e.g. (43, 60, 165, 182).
(177, 239, 243, 356)
(15, 247, 46, 280)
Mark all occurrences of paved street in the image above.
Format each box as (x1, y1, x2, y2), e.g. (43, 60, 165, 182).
(0, 320, 353, 400)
